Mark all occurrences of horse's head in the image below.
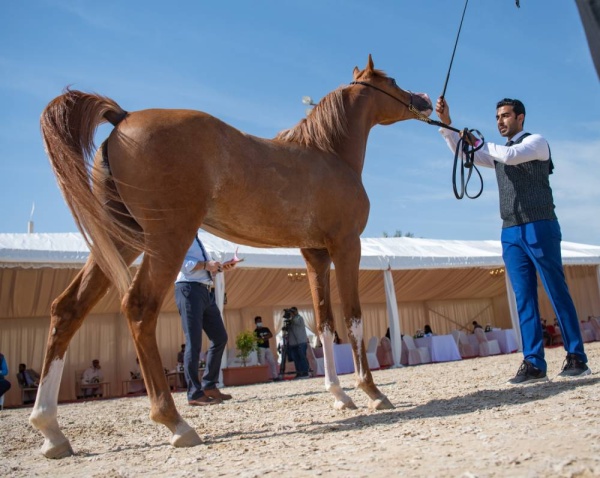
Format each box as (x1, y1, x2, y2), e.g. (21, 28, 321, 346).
(351, 54, 432, 125)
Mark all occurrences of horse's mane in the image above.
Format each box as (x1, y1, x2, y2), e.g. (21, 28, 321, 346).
(274, 87, 347, 154)
(275, 68, 390, 154)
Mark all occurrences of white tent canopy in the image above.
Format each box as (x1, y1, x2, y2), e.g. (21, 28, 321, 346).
(2, 231, 600, 270)
(1, 232, 599, 407)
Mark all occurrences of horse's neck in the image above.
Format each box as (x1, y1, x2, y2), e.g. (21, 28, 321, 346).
(335, 96, 373, 175)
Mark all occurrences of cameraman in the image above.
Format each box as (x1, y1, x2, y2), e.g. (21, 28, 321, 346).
(285, 307, 310, 379)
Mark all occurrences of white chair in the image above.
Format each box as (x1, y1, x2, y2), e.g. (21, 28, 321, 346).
(402, 336, 431, 365)
(591, 318, 600, 341)
(365, 336, 380, 370)
(452, 330, 478, 358)
(451, 330, 460, 344)
(376, 336, 394, 368)
(474, 328, 501, 357)
(306, 344, 325, 376)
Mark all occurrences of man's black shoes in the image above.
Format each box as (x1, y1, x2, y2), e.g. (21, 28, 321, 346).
(558, 354, 591, 378)
(508, 360, 548, 385)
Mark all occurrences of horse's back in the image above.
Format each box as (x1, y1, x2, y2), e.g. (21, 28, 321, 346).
(104, 107, 369, 247)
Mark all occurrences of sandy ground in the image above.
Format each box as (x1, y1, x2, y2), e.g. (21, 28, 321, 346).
(1, 342, 599, 478)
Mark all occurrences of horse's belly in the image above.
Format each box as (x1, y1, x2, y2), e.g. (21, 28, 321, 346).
(203, 186, 369, 249)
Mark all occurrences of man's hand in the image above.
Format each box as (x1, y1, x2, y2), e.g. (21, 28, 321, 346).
(204, 260, 223, 273)
(435, 96, 452, 125)
(460, 130, 478, 147)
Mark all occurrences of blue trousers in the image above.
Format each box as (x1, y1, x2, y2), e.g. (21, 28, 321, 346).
(501, 220, 587, 372)
(175, 282, 228, 401)
(0, 377, 10, 398)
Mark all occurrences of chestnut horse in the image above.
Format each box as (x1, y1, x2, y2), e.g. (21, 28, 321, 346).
(31, 55, 432, 458)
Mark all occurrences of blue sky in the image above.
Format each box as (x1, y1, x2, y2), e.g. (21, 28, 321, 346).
(2, 1, 599, 244)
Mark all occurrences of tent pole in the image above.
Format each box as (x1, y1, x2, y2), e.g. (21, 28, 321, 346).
(504, 272, 522, 352)
(215, 272, 227, 386)
(384, 268, 403, 367)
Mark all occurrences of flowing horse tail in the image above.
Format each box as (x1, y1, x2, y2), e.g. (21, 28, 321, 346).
(41, 89, 139, 296)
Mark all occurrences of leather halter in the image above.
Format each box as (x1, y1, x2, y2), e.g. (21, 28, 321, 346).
(349, 80, 461, 133)
(349, 79, 484, 200)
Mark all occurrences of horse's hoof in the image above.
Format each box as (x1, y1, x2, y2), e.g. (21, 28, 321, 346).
(368, 396, 395, 410)
(171, 427, 202, 448)
(333, 399, 358, 410)
(41, 439, 74, 459)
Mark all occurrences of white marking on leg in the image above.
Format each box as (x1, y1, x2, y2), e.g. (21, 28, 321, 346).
(321, 327, 353, 408)
(349, 317, 367, 382)
(171, 419, 202, 447)
(30, 358, 73, 458)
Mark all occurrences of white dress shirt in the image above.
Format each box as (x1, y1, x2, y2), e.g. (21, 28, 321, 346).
(439, 129, 551, 168)
(175, 236, 213, 284)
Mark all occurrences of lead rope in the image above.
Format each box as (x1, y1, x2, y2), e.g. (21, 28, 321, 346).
(407, 105, 484, 200)
(453, 128, 484, 199)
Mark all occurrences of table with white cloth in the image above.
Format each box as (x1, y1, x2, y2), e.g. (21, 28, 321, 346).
(313, 344, 355, 375)
(485, 329, 519, 354)
(415, 335, 461, 363)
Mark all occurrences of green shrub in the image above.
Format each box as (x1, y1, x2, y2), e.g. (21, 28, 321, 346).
(235, 330, 258, 366)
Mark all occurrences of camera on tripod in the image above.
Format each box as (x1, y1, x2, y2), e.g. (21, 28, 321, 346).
(282, 308, 294, 332)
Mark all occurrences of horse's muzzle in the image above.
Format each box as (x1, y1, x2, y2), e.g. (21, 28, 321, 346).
(413, 93, 433, 117)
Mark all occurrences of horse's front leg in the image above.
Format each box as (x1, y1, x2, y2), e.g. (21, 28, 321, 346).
(331, 236, 394, 410)
(302, 248, 356, 410)
(123, 256, 201, 448)
(29, 258, 114, 458)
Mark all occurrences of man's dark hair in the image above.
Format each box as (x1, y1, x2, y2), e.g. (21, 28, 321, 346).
(254, 316, 262, 322)
(496, 98, 526, 117)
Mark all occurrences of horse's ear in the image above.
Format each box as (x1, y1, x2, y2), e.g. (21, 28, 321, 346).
(366, 54, 374, 72)
(353, 66, 360, 79)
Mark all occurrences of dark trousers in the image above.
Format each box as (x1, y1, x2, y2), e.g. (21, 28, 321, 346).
(175, 282, 228, 401)
(502, 220, 587, 372)
(288, 343, 309, 374)
(0, 378, 10, 398)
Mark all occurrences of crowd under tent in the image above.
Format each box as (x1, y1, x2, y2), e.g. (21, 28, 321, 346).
(1, 231, 599, 407)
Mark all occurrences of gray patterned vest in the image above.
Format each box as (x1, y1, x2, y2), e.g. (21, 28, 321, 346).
(494, 133, 557, 228)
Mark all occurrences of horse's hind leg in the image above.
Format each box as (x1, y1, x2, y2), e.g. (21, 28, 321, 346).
(330, 236, 394, 410)
(122, 251, 201, 448)
(302, 248, 356, 410)
(29, 251, 134, 458)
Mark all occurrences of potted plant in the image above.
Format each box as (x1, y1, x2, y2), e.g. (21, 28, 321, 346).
(235, 330, 258, 366)
(222, 330, 270, 386)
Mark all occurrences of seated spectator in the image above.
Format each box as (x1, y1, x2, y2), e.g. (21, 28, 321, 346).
(385, 327, 391, 340)
(472, 321, 483, 333)
(17, 363, 40, 404)
(82, 359, 104, 398)
(128, 357, 146, 394)
(0, 352, 11, 400)
(177, 344, 185, 369)
(423, 325, 434, 337)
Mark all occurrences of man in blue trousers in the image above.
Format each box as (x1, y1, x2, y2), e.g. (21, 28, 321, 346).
(436, 96, 591, 384)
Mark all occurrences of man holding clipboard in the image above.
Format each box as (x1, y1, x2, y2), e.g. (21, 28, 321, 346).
(174, 234, 243, 406)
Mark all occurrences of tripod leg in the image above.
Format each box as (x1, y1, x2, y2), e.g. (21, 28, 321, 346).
(278, 337, 288, 379)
